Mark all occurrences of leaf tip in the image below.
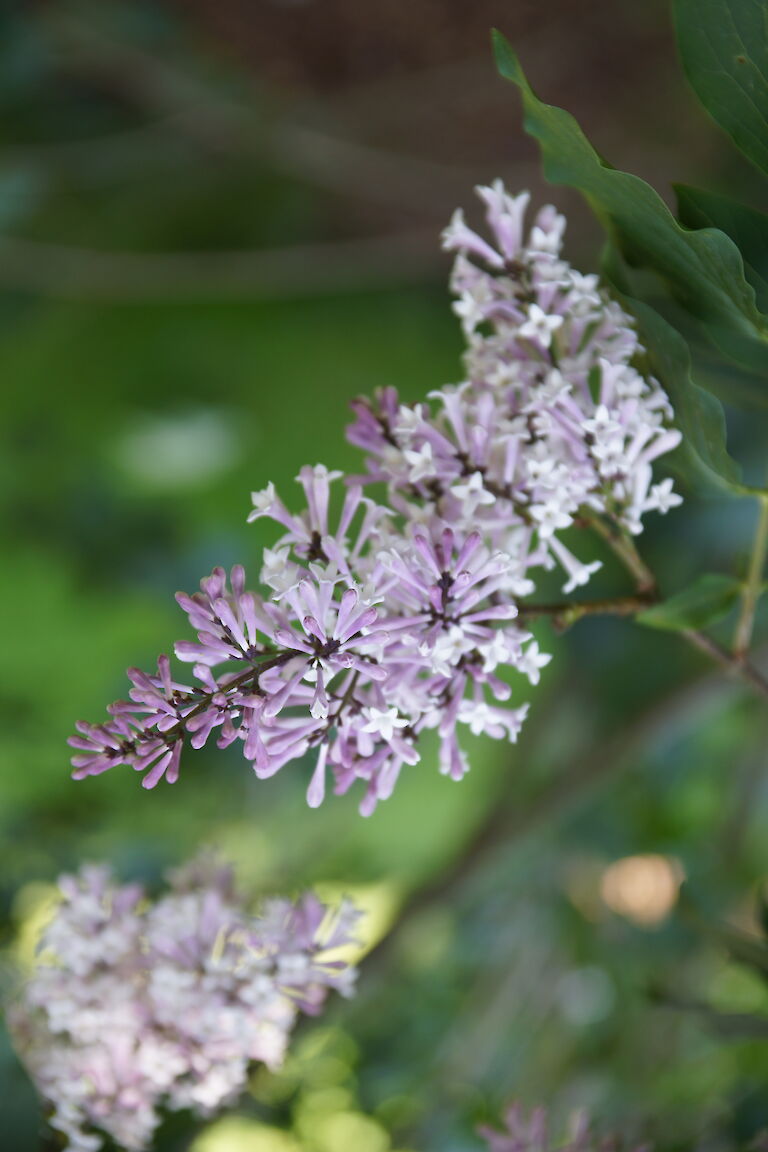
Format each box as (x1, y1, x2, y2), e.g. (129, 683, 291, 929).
(491, 29, 524, 85)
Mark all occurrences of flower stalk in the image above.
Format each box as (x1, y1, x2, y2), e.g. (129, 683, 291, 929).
(733, 494, 768, 659)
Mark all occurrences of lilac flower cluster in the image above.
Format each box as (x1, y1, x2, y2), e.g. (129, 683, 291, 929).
(69, 185, 681, 814)
(354, 182, 681, 580)
(9, 857, 359, 1152)
(479, 1104, 649, 1152)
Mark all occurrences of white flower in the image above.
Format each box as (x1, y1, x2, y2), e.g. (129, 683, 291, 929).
(247, 481, 276, 520)
(297, 464, 343, 485)
(393, 404, 426, 443)
(518, 640, 551, 685)
(646, 477, 683, 514)
(361, 706, 408, 741)
(403, 441, 435, 483)
(478, 631, 513, 674)
(452, 277, 496, 334)
(450, 471, 496, 510)
(261, 546, 297, 594)
(549, 537, 602, 594)
(458, 699, 494, 736)
(519, 303, 564, 348)
(423, 626, 474, 677)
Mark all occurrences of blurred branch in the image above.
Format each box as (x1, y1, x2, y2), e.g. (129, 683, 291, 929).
(649, 988, 768, 1039)
(0, 230, 440, 298)
(681, 628, 768, 700)
(718, 713, 768, 862)
(42, 16, 497, 216)
(367, 652, 746, 976)
(733, 494, 768, 659)
(591, 516, 768, 701)
(587, 514, 657, 595)
(5, 119, 192, 176)
(518, 592, 655, 628)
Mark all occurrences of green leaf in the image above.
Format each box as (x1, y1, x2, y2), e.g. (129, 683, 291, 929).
(676, 184, 768, 313)
(625, 295, 750, 495)
(638, 573, 743, 631)
(673, 0, 768, 178)
(492, 30, 768, 371)
(601, 240, 754, 494)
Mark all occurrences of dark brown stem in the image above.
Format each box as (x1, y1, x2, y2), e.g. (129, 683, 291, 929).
(587, 513, 657, 595)
(682, 629, 768, 701)
(153, 649, 297, 746)
(517, 592, 656, 629)
(587, 512, 768, 702)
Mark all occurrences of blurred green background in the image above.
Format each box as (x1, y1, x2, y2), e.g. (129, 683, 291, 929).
(2, 2, 768, 1149)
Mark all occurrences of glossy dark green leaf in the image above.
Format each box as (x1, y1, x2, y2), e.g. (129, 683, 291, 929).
(627, 297, 751, 495)
(601, 242, 750, 494)
(674, 0, 768, 177)
(638, 573, 743, 631)
(676, 184, 768, 312)
(492, 31, 768, 372)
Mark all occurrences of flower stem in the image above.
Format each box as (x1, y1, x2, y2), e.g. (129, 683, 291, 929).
(682, 628, 768, 699)
(733, 494, 768, 659)
(587, 514, 657, 594)
(518, 593, 655, 629)
(157, 650, 297, 746)
(587, 514, 768, 702)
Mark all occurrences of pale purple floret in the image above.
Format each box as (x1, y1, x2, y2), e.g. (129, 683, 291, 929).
(69, 183, 682, 814)
(9, 856, 360, 1152)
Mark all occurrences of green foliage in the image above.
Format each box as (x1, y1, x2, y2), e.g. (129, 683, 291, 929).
(637, 573, 743, 631)
(673, 0, 768, 178)
(604, 272, 749, 496)
(675, 186, 768, 314)
(491, 30, 768, 376)
(3, 6, 768, 1149)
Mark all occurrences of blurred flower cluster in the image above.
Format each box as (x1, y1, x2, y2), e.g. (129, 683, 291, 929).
(480, 1103, 649, 1152)
(8, 857, 359, 1152)
(69, 185, 681, 813)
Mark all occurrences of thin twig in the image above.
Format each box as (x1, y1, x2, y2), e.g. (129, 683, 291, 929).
(518, 592, 655, 628)
(44, 16, 490, 215)
(589, 515, 768, 701)
(733, 494, 768, 659)
(364, 653, 740, 977)
(0, 231, 440, 300)
(682, 629, 768, 700)
(587, 514, 657, 594)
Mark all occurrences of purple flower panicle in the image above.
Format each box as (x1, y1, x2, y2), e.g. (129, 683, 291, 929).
(69, 185, 682, 814)
(9, 856, 360, 1152)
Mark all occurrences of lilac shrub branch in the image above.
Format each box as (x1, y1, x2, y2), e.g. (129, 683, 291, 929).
(69, 183, 686, 814)
(733, 494, 768, 659)
(589, 501, 768, 700)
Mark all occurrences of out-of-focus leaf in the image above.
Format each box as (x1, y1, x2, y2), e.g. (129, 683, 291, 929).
(638, 573, 743, 631)
(719, 930, 768, 981)
(758, 886, 768, 939)
(673, 0, 768, 177)
(492, 30, 768, 374)
(654, 989, 768, 1038)
(0, 167, 44, 229)
(676, 185, 768, 313)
